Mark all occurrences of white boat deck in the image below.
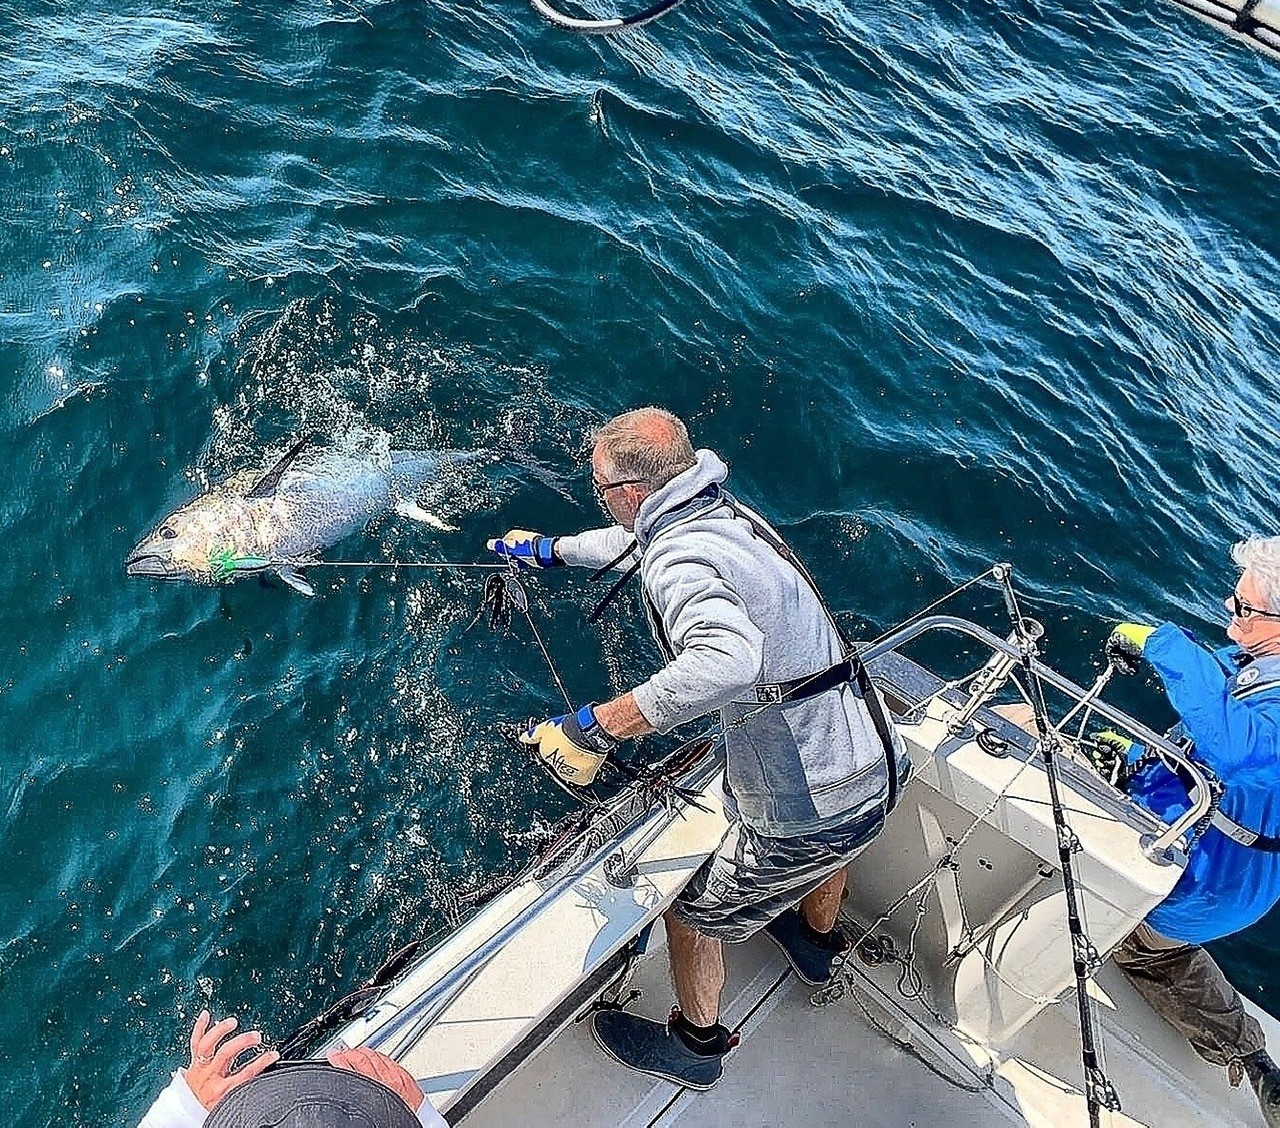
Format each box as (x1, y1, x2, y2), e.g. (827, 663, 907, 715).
(461, 917, 1277, 1128)
(328, 624, 1280, 1128)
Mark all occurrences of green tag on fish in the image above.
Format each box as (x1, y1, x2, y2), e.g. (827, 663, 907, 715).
(209, 547, 270, 581)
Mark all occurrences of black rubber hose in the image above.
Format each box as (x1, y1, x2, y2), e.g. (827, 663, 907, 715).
(529, 0, 689, 33)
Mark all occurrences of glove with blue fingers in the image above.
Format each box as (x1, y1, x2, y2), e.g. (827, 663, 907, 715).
(519, 704, 618, 787)
(486, 529, 562, 569)
(1089, 729, 1134, 789)
(1105, 622, 1156, 676)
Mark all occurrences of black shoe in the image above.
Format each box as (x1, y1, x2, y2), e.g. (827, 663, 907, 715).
(1244, 1050, 1280, 1128)
(590, 1009, 733, 1090)
(764, 908, 850, 987)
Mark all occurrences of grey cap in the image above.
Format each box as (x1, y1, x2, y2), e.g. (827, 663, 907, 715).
(205, 1062, 422, 1128)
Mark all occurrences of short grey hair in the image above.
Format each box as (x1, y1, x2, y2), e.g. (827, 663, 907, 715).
(592, 407, 697, 490)
(1232, 535, 1280, 612)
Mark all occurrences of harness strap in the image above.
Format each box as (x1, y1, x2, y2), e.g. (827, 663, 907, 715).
(1210, 809, 1280, 852)
(589, 541, 640, 583)
(1198, 671, 1280, 847)
(584, 489, 902, 815)
(719, 492, 901, 815)
(749, 658, 856, 705)
(587, 541, 641, 625)
(1165, 756, 1280, 853)
(1235, 676, 1280, 701)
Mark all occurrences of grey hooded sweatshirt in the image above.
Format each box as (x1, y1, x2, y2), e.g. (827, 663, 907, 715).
(557, 449, 903, 837)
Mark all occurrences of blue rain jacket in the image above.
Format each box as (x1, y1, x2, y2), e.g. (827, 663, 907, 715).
(1127, 622, 1280, 944)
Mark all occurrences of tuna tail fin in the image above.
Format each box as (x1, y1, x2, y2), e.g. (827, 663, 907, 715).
(246, 436, 311, 499)
(388, 447, 489, 529)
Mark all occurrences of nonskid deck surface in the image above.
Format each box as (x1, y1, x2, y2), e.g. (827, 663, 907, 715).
(461, 920, 1277, 1128)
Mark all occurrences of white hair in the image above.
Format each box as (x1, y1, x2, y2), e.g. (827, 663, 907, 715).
(1232, 536, 1280, 612)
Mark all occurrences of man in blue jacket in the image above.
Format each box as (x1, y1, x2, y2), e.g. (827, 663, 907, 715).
(1104, 535, 1280, 1125)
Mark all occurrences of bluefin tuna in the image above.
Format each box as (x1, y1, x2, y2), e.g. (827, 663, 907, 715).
(125, 437, 474, 595)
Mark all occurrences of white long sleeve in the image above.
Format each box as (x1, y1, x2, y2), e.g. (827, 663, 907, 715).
(136, 1071, 207, 1128)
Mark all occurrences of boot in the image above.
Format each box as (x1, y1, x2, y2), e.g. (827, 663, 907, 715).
(1243, 1049, 1280, 1128)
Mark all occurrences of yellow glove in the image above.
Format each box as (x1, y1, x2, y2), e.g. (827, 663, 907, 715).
(1105, 622, 1156, 675)
(519, 705, 617, 787)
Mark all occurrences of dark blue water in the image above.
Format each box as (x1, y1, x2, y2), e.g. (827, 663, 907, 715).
(2, 0, 1278, 1122)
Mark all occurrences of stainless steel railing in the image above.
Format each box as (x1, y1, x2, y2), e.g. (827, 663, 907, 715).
(858, 614, 1213, 858)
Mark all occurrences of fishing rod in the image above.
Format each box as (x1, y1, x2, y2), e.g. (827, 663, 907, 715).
(994, 565, 1120, 1127)
(530, 0, 690, 34)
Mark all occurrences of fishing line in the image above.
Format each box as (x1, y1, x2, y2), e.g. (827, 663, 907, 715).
(520, 601, 575, 710)
(530, 0, 689, 34)
(284, 559, 508, 570)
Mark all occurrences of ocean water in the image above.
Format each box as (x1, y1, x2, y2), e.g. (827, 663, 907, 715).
(1, 0, 1278, 1122)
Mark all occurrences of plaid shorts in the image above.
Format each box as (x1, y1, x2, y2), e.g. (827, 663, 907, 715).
(670, 801, 887, 944)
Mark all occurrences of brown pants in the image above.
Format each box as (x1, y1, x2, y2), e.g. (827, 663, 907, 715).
(1113, 923, 1266, 1068)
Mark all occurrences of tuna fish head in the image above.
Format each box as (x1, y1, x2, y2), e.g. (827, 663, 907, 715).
(126, 438, 309, 587)
(124, 477, 288, 584)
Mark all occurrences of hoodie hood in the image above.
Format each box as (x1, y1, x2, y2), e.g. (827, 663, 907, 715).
(634, 449, 729, 549)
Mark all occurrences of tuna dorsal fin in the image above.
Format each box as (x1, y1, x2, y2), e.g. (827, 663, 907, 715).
(245, 436, 309, 499)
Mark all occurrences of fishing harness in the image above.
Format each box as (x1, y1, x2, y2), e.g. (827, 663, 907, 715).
(580, 483, 901, 814)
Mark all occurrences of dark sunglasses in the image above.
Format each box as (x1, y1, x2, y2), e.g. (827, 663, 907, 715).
(592, 476, 645, 501)
(1230, 591, 1280, 621)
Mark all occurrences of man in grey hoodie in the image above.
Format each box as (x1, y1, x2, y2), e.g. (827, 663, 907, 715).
(488, 407, 906, 1090)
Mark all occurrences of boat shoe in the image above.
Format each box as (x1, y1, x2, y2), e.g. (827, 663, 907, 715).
(764, 908, 850, 986)
(591, 1009, 734, 1090)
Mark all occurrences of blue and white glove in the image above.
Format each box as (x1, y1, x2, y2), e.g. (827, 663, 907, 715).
(520, 704, 618, 786)
(486, 529, 561, 569)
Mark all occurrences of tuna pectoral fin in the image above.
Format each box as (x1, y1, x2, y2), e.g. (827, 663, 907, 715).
(276, 564, 316, 597)
(395, 500, 457, 532)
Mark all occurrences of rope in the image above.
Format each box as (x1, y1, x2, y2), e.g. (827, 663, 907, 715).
(530, 0, 689, 34)
(862, 568, 995, 650)
(521, 598, 575, 710)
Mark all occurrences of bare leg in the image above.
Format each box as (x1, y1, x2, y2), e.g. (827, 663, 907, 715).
(664, 909, 724, 1026)
(800, 866, 847, 932)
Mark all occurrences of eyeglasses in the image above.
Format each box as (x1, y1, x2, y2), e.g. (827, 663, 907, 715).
(592, 477, 645, 502)
(1229, 591, 1280, 621)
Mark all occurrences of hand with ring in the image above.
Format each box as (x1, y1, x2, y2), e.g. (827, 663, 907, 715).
(183, 1008, 280, 1111)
